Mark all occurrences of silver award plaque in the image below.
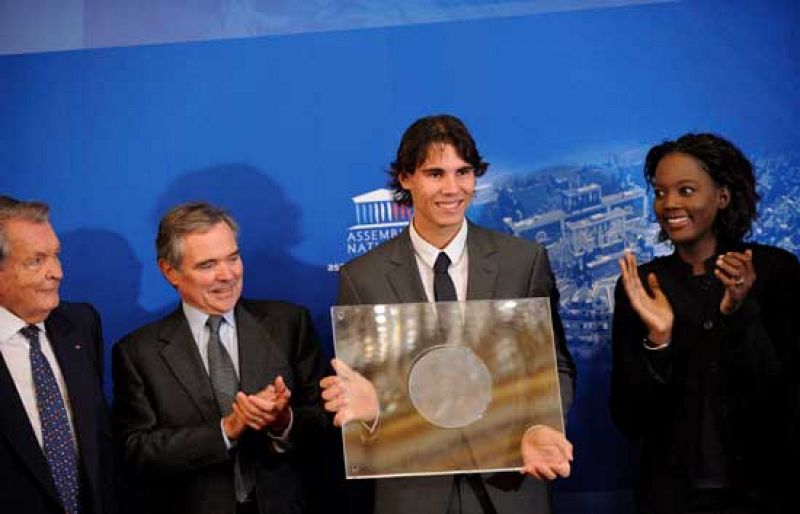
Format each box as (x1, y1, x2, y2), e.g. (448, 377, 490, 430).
(331, 298, 564, 479)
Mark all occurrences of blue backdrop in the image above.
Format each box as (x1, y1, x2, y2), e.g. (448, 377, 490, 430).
(2, 1, 799, 512)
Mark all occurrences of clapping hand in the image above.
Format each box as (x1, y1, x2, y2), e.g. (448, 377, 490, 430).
(618, 250, 673, 347)
(715, 249, 755, 315)
(231, 376, 293, 433)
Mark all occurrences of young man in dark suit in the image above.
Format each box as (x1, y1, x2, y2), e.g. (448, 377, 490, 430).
(321, 115, 576, 513)
(112, 202, 327, 514)
(0, 195, 117, 514)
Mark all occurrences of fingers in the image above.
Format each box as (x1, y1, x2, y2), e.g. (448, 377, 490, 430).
(321, 381, 343, 401)
(646, 271, 661, 295)
(716, 253, 744, 281)
(520, 426, 573, 480)
(715, 250, 754, 284)
(320, 375, 340, 389)
(322, 386, 344, 414)
(233, 393, 274, 429)
(333, 408, 350, 427)
(559, 438, 575, 462)
(619, 251, 644, 302)
(274, 375, 287, 395)
(248, 394, 276, 412)
(521, 458, 571, 480)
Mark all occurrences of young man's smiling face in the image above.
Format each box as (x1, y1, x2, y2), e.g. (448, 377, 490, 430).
(399, 142, 475, 248)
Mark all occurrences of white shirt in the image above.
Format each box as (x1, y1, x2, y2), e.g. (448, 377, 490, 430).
(0, 306, 77, 448)
(408, 218, 469, 302)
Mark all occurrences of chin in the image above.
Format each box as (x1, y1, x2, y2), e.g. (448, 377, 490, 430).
(435, 214, 466, 228)
(211, 298, 239, 313)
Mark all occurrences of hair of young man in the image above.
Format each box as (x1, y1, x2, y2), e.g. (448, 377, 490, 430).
(643, 132, 759, 245)
(156, 202, 239, 269)
(388, 114, 489, 206)
(0, 196, 51, 265)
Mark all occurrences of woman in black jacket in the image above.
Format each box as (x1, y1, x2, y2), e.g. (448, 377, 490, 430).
(610, 133, 799, 514)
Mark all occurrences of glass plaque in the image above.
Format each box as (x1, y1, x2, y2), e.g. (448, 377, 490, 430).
(331, 298, 564, 479)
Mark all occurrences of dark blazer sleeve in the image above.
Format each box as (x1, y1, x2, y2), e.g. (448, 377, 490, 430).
(111, 336, 230, 479)
(609, 275, 673, 437)
(272, 304, 327, 444)
(526, 247, 576, 417)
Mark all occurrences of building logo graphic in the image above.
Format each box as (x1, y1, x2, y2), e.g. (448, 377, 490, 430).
(346, 188, 411, 257)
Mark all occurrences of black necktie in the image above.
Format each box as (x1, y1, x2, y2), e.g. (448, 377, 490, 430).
(434, 252, 457, 302)
(430, 257, 496, 513)
(20, 325, 80, 514)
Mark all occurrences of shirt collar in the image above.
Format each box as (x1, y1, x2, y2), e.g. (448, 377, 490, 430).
(182, 302, 236, 340)
(408, 218, 469, 269)
(0, 306, 46, 344)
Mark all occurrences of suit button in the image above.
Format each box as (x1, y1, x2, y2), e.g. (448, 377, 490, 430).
(703, 319, 714, 330)
(709, 361, 719, 373)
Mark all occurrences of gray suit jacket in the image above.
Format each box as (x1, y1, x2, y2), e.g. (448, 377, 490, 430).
(112, 299, 326, 514)
(337, 222, 575, 514)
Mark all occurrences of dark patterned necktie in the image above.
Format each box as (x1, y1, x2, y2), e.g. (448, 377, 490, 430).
(434, 252, 457, 302)
(206, 315, 237, 415)
(20, 325, 80, 514)
(205, 315, 252, 502)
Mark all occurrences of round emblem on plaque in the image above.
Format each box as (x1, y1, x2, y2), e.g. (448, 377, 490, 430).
(407, 345, 492, 429)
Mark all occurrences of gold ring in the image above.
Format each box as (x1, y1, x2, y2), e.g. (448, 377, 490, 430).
(734, 277, 745, 286)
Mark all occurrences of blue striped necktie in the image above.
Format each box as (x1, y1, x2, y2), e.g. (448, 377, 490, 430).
(20, 324, 80, 514)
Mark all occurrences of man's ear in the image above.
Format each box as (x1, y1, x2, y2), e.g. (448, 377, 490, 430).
(717, 185, 731, 209)
(158, 259, 179, 288)
(398, 171, 413, 190)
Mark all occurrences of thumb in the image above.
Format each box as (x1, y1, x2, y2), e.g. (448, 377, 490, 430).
(647, 272, 664, 298)
(331, 358, 354, 378)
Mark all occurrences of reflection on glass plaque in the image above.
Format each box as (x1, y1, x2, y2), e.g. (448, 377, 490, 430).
(331, 298, 564, 479)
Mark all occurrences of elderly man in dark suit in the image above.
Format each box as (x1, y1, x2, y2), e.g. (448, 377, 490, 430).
(0, 195, 117, 514)
(112, 202, 327, 514)
(321, 115, 576, 513)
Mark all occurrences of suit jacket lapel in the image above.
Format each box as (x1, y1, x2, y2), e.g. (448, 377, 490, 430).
(235, 303, 290, 394)
(466, 223, 499, 300)
(386, 229, 428, 303)
(46, 309, 103, 503)
(158, 309, 219, 420)
(0, 353, 60, 503)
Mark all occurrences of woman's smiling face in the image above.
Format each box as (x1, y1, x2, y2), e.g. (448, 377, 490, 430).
(652, 152, 730, 254)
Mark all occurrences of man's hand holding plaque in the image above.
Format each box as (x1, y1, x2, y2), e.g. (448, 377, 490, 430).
(520, 425, 573, 480)
(320, 359, 379, 430)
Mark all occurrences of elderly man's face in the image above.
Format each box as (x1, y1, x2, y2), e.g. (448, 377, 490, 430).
(160, 221, 243, 315)
(0, 219, 63, 323)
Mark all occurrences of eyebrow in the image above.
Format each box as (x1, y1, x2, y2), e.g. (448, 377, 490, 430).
(654, 178, 700, 187)
(421, 165, 474, 173)
(193, 249, 240, 268)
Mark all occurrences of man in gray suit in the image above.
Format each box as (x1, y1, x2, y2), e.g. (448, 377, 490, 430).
(321, 114, 576, 513)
